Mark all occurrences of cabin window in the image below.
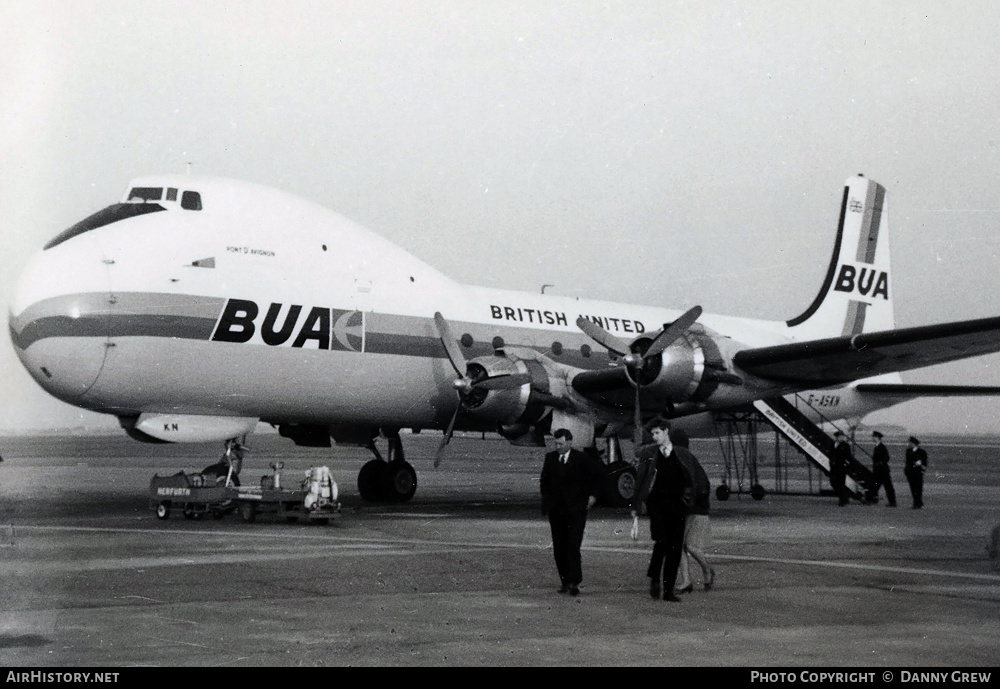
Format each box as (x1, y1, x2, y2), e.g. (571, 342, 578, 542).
(128, 187, 163, 202)
(181, 190, 202, 210)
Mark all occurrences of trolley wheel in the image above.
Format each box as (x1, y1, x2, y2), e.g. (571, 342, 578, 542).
(183, 504, 196, 519)
(314, 517, 330, 526)
(239, 502, 257, 523)
(156, 501, 171, 520)
(715, 485, 731, 501)
(751, 484, 767, 501)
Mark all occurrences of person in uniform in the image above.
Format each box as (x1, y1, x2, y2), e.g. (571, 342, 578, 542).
(629, 417, 693, 602)
(540, 428, 603, 596)
(869, 430, 896, 507)
(904, 436, 928, 509)
(830, 430, 853, 506)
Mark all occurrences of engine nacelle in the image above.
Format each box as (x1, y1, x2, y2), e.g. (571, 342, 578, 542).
(629, 325, 735, 404)
(459, 355, 553, 428)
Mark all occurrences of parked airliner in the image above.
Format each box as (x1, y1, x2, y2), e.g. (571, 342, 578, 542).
(10, 174, 1000, 502)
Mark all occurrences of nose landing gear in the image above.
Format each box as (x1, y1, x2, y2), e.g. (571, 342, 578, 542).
(201, 438, 245, 487)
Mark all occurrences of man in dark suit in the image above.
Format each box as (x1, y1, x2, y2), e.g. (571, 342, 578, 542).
(540, 428, 603, 596)
(830, 430, 852, 506)
(869, 430, 896, 507)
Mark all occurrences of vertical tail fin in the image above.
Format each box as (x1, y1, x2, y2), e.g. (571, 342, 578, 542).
(785, 175, 895, 340)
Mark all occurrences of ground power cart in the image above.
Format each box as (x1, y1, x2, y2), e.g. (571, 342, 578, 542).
(236, 465, 340, 524)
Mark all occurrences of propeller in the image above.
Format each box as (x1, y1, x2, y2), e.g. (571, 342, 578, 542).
(576, 305, 702, 444)
(433, 312, 531, 466)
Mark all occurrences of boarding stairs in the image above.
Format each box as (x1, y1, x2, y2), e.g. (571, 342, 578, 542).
(752, 395, 875, 500)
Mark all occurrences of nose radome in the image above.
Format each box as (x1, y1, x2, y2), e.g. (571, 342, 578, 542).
(9, 239, 112, 404)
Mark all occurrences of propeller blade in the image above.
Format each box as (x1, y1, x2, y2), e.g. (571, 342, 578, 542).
(642, 306, 703, 359)
(434, 311, 468, 378)
(473, 373, 532, 391)
(575, 316, 630, 356)
(434, 406, 460, 468)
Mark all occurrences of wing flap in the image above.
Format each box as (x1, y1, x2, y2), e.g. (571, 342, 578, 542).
(734, 315, 1000, 385)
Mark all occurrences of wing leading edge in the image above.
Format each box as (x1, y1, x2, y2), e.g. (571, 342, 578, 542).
(733, 315, 1000, 386)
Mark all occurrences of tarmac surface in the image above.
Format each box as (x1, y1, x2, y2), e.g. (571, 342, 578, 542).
(0, 432, 998, 667)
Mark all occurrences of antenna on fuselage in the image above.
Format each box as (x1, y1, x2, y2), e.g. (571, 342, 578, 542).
(541, 284, 554, 294)
(186, 161, 196, 176)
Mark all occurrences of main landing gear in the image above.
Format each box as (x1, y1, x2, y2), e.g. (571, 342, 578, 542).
(357, 431, 417, 503)
(598, 436, 638, 507)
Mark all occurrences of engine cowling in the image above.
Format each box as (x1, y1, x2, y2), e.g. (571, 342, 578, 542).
(630, 324, 741, 403)
(457, 355, 554, 428)
(570, 323, 739, 408)
(631, 325, 736, 403)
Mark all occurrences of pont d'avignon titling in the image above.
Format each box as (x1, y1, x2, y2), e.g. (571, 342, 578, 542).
(750, 671, 992, 683)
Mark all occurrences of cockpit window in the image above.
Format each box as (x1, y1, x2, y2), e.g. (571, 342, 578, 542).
(181, 190, 202, 210)
(44, 203, 166, 250)
(127, 187, 163, 202)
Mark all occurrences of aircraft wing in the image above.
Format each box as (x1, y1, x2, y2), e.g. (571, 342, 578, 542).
(733, 315, 1000, 386)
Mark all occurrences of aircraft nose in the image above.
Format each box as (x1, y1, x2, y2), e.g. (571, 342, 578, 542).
(8, 240, 112, 404)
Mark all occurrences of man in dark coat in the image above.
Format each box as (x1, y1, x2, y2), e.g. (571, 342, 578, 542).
(829, 430, 852, 506)
(869, 430, 896, 507)
(629, 417, 693, 602)
(540, 428, 603, 596)
(904, 436, 928, 509)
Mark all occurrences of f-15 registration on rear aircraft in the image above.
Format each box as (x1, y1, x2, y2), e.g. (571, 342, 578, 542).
(11, 174, 1000, 503)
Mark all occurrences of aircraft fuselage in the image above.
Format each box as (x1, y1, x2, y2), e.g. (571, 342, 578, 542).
(7, 175, 900, 445)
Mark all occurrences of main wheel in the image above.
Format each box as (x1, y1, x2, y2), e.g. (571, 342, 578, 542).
(601, 462, 637, 507)
(358, 459, 385, 502)
(715, 484, 731, 501)
(381, 460, 417, 503)
(156, 501, 171, 520)
(751, 484, 766, 501)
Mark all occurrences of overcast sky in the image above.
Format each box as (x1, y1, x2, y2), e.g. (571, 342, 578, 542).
(4, 1, 1000, 435)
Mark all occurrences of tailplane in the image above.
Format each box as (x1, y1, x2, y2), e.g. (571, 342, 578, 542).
(785, 175, 895, 340)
